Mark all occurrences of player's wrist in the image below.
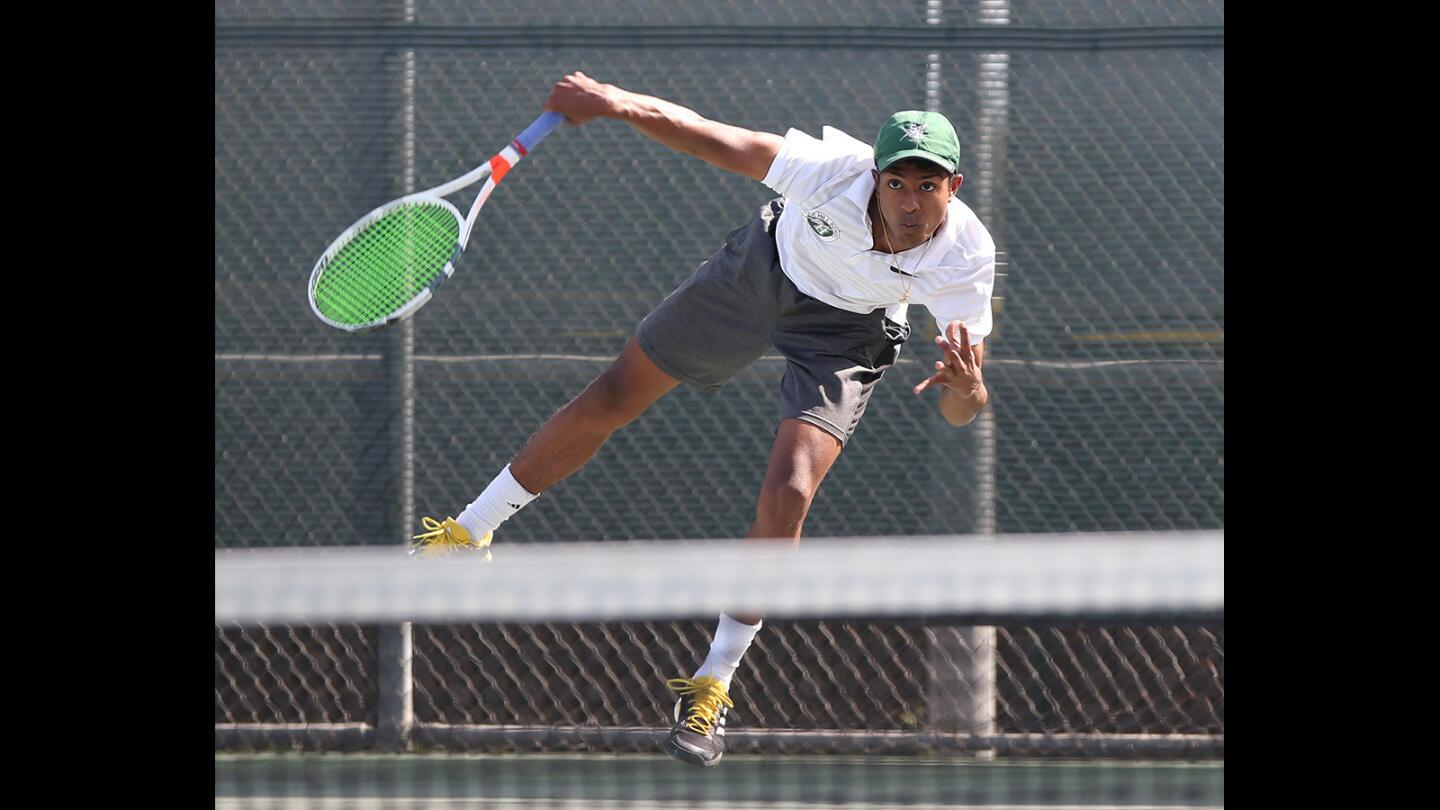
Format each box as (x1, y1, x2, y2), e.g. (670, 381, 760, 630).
(956, 380, 986, 401)
(604, 86, 640, 120)
(940, 382, 987, 424)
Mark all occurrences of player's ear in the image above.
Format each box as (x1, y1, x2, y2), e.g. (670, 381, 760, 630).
(951, 173, 963, 195)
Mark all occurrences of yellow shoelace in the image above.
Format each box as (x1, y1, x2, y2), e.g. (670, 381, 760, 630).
(666, 676, 734, 736)
(410, 516, 490, 557)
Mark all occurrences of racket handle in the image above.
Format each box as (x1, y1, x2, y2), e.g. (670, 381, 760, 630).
(517, 111, 567, 153)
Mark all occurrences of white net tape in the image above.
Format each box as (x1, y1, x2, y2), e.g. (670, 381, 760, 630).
(217, 532, 1222, 624)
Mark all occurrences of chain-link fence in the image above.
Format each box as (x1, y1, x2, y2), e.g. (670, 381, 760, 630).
(216, 0, 1223, 755)
(217, 618, 1222, 752)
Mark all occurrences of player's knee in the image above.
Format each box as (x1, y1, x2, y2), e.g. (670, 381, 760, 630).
(756, 477, 816, 530)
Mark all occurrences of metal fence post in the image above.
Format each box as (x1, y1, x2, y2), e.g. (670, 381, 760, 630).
(377, 315, 415, 753)
(926, 0, 1007, 758)
(377, 5, 417, 752)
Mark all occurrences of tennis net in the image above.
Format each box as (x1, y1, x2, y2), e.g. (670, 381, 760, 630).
(216, 531, 1223, 808)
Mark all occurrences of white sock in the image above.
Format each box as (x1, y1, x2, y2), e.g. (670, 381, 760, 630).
(456, 465, 538, 538)
(693, 613, 762, 690)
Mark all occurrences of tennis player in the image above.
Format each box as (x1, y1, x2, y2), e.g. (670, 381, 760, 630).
(412, 72, 994, 768)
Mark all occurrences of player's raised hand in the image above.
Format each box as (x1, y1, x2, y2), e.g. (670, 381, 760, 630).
(543, 72, 620, 125)
(914, 320, 984, 396)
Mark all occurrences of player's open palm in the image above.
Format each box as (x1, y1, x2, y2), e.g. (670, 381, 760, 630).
(914, 320, 983, 396)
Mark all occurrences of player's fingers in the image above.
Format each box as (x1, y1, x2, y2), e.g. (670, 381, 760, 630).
(542, 90, 576, 122)
(914, 371, 942, 394)
(936, 334, 963, 367)
(947, 321, 972, 366)
(544, 104, 581, 124)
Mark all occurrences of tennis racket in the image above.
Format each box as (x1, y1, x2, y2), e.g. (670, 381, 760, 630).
(308, 111, 566, 332)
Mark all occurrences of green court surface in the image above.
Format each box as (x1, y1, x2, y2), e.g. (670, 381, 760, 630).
(215, 753, 1223, 809)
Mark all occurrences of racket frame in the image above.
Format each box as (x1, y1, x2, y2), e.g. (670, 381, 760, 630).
(307, 195, 467, 332)
(307, 111, 564, 333)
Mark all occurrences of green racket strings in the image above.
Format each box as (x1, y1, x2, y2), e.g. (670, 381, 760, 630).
(313, 202, 460, 326)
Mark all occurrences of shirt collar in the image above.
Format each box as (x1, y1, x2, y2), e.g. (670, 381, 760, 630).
(843, 167, 877, 214)
(841, 170, 879, 251)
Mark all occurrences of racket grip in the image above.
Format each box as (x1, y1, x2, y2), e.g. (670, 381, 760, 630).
(516, 111, 567, 153)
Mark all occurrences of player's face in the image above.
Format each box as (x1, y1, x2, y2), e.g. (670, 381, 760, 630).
(872, 163, 961, 251)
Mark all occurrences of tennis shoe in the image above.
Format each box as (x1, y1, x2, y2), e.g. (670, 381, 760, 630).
(663, 676, 733, 768)
(410, 516, 493, 560)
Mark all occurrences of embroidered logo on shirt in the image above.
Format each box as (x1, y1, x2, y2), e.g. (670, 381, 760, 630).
(901, 122, 928, 143)
(805, 211, 840, 242)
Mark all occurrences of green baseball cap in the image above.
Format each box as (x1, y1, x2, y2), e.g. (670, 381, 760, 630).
(873, 110, 960, 174)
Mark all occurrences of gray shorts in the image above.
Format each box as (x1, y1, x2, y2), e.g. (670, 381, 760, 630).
(637, 198, 910, 445)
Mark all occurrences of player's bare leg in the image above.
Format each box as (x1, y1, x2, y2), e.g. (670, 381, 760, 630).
(735, 417, 844, 623)
(510, 336, 680, 493)
(413, 337, 678, 555)
(744, 419, 844, 542)
(665, 418, 843, 767)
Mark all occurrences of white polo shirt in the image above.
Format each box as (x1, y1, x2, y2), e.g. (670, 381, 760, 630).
(761, 126, 995, 340)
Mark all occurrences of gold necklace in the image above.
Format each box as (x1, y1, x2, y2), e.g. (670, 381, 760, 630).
(876, 201, 932, 303)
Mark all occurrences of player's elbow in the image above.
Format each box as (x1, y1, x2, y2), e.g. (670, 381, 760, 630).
(943, 409, 979, 428)
(707, 129, 783, 182)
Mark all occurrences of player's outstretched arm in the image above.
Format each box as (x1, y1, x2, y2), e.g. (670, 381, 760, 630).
(914, 320, 989, 427)
(543, 72, 783, 182)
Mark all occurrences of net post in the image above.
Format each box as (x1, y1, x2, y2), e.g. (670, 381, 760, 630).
(376, 7, 418, 754)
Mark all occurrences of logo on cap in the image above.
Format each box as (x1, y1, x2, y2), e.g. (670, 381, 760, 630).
(901, 122, 929, 143)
